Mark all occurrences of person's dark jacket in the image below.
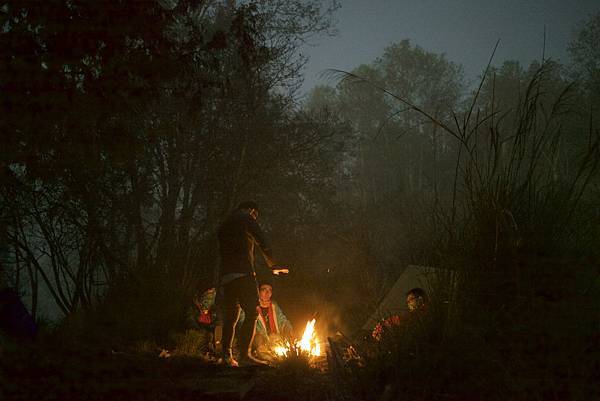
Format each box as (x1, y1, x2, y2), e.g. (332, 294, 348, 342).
(217, 209, 274, 276)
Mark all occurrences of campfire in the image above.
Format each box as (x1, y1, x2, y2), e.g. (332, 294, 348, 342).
(272, 318, 321, 358)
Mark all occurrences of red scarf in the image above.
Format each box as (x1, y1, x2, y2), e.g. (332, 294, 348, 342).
(257, 302, 277, 334)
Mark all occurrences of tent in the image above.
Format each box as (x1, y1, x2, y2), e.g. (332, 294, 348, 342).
(0, 288, 38, 340)
(362, 265, 438, 330)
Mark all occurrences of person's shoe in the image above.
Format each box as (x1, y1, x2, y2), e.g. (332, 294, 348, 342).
(223, 355, 239, 367)
(219, 349, 239, 367)
(200, 352, 221, 364)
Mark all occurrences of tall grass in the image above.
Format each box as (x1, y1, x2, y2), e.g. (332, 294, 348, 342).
(331, 62, 600, 400)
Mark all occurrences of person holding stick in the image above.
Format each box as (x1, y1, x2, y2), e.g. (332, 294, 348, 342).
(217, 201, 288, 367)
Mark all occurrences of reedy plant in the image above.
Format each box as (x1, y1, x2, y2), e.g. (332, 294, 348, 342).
(327, 46, 600, 400)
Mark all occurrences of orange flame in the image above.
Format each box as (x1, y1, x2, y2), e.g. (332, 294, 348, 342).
(271, 318, 321, 358)
(298, 318, 321, 356)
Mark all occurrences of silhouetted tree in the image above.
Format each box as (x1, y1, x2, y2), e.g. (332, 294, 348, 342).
(0, 0, 341, 330)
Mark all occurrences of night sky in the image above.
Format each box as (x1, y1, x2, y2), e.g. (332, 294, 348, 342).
(299, 0, 600, 93)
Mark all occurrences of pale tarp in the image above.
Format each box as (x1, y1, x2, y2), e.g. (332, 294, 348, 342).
(362, 265, 437, 330)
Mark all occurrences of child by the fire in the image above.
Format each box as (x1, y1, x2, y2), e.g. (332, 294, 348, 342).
(251, 281, 292, 363)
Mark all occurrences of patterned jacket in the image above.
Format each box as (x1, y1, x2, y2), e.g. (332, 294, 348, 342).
(254, 301, 292, 338)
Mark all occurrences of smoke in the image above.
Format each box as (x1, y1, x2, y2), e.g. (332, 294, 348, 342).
(304, 293, 348, 339)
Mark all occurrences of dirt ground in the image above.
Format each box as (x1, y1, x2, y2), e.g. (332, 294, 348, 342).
(1, 345, 337, 401)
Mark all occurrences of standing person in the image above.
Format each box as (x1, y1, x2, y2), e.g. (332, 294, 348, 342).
(217, 201, 288, 367)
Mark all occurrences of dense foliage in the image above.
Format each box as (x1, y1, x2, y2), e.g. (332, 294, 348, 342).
(1, 3, 599, 400)
(1, 0, 342, 339)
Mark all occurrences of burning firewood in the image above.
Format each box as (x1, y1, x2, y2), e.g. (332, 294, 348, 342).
(270, 318, 322, 358)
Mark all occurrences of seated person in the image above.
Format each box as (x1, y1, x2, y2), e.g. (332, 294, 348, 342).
(251, 281, 292, 363)
(372, 287, 428, 341)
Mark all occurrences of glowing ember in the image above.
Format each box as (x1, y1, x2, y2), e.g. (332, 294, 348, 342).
(272, 344, 290, 357)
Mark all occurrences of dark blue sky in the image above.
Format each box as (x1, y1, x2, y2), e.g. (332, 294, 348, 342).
(299, 0, 599, 94)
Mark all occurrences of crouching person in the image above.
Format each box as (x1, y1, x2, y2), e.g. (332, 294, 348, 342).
(184, 287, 222, 361)
(250, 281, 292, 363)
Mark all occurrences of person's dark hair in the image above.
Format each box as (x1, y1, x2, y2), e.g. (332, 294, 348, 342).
(193, 286, 215, 301)
(406, 287, 428, 302)
(237, 201, 259, 211)
(258, 281, 273, 290)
